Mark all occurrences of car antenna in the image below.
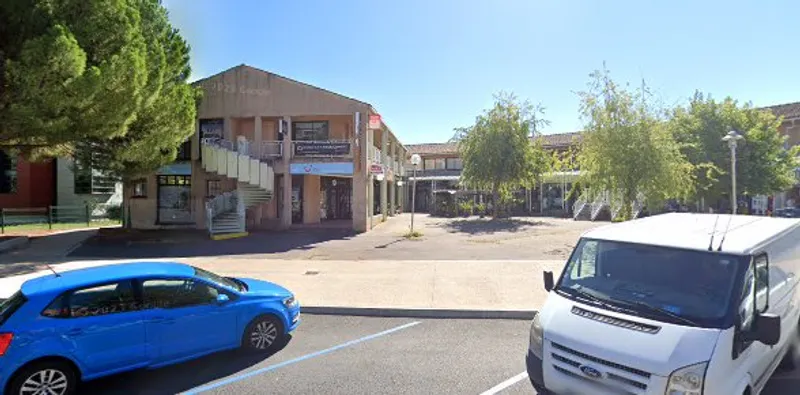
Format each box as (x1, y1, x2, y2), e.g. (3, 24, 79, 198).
(44, 262, 61, 277)
(708, 214, 720, 251)
(716, 213, 736, 252)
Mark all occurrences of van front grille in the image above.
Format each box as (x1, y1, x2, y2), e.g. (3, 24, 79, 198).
(550, 341, 651, 394)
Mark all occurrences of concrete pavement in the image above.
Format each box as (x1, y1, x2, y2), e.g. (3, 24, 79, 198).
(0, 258, 564, 313)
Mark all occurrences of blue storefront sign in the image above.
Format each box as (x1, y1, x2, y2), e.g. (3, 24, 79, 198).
(157, 162, 192, 175)
(290, 162, 353, 176)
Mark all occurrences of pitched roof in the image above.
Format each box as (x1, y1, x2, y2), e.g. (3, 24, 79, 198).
(406, 142, 458, 155)
(536, 132, 583, 147)
(760, 102, 800, 120)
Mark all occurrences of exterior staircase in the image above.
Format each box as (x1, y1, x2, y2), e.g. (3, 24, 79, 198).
(200, 137, 277, 239)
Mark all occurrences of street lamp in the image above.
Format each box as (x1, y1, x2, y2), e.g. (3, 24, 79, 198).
(410, 154, 422, 233)
(722, 130, 744, 214)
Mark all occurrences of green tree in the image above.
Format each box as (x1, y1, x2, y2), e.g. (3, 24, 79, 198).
(457, 92, 549, 217)
(0, 0, 198, 179)
(577, 67, 693, 220)
(669, 92, 798, 208)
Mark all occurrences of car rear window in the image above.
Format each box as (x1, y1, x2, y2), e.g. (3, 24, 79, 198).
(0, 291, 27, 326)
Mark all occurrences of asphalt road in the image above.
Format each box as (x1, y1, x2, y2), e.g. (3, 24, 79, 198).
(78, 314, 800, 395)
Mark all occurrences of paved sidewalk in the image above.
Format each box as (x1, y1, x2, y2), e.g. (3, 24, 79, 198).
(0, 258, 565, 312)
(0, 228, 98, 277)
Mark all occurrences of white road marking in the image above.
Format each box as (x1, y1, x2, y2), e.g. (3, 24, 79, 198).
(480, 371, 529, 395)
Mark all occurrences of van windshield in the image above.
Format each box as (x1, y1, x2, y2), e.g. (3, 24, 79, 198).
(555, 238, 747, 328)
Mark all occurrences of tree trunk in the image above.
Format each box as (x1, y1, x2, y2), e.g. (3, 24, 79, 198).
(492, 183, 499, 217)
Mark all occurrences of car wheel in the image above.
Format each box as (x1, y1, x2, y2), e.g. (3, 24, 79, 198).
(243, 315, 285, 352)
(8, 360, 77, 395)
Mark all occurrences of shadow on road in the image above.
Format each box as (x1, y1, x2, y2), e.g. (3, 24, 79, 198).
(763, 366, 800, 395)
(68, 228, 356, 259)
(441, 218, 549, 235)
(79, 336, 292, 395)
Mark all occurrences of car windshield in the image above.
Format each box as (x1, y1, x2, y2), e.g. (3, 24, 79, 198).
(0, 291, 27, 326)
(556, 238, 747, 328)
(193, 267, 243, 292)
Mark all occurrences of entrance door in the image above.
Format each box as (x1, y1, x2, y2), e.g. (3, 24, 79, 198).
(157, 175, 192, 224)
(323, 177, 352, 220)
(291, 175, 303, 224)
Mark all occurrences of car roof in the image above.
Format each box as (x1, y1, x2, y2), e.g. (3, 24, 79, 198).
(582, 213, 800, 254)
(20, 262, 195, 297)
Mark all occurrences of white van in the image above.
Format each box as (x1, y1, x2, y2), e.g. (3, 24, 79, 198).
(527, 213, 800, 395)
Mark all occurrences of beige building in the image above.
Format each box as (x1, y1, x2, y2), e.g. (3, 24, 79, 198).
(124, 65, 408, 237)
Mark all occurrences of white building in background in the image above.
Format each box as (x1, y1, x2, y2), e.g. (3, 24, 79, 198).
(55, 158, 122, 208)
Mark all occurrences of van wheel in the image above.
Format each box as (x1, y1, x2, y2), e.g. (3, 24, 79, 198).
(242, 315, 285, 353)
(7, 360, 77, 395)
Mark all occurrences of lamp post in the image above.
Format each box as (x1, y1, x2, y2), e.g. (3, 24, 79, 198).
(722, 130, 744, 214)
(410, 154, 421, 233)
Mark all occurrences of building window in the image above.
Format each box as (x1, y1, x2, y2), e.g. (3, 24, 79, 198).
(176, 139, 191, 161)
(446, 158, 463, 170)
(132, 179, 147, 198)
(0, 150, 18, 194)
(292, 121, 329, 141)
(157, 175, 192, 224)
(207, 180, 222, 198)
(424, 158, 445, 170)
(74, 162, 116, 195)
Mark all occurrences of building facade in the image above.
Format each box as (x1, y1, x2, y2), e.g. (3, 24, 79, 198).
(124, 65, 408, 235)
(0, 153, 55, 209)
(404, 132, 582, 216)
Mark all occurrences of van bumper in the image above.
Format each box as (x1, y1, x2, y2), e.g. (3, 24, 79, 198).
(526, 350, 550, 394)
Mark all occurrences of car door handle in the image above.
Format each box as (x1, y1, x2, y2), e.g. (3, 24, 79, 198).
(66, 329, 84, 336)
(150, 317, 175, 324)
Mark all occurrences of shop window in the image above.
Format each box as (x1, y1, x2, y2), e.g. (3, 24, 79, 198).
(0, 150, 17, 194)
(132, 179, 147, 198)
(446, 158, 463, 170)
(292, 121, 329, 141)
(207, 180, 222, 198)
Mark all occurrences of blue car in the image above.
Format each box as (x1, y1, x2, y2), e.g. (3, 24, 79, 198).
(0, 262, 300, 395)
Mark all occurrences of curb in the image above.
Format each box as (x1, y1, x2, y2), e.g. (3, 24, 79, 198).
(301, 306, 536, 320)
(0, 236, 30, 254)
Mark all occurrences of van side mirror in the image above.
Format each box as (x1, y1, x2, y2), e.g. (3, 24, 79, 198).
(543, 271, 554, 292)
(745, 313, 781, 346)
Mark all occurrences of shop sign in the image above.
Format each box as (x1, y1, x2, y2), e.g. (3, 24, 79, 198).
(370, 164, 384, 174)
(293, 141, 351, 156)
(369, 114, 382, 130)
(290, 162, 354, 176)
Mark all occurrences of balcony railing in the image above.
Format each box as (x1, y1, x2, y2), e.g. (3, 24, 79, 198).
(292, 140, 352, 158)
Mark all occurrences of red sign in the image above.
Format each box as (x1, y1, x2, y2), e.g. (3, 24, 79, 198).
(368, 114, 382, 130)
(370, 164, 384, 174)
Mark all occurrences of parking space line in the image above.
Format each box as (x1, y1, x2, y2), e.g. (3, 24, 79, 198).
(479, 372, 528, 395)
(182, 321, 422, 394)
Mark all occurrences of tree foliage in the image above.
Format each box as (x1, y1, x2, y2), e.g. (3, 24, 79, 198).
(577, 68, 693, 220)
(0, 0, 198, 179)
(457, 92, 549, 216)
(669, 92, 799, 206)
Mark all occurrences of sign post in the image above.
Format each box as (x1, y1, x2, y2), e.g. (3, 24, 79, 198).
(369, 114, 382, 130)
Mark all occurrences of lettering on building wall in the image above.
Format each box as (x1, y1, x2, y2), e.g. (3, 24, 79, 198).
(203, 81, 271, 97)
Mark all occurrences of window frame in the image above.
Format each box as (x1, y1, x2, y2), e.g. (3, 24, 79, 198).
(131, 179, 147, 198)
(445, 157, 463, 170)
(0, 150, 18, 194)
(733, 252, 770, 359)
(292, 121, 330, 141)
(206, 180, 222, 198)
(41, 280, 140, 319)
(175, 139, 192, 161)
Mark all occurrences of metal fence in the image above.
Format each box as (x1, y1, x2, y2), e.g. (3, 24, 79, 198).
(0, 204, 121, 233)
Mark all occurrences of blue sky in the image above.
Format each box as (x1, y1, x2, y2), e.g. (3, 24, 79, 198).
(163, 0, 800, 144)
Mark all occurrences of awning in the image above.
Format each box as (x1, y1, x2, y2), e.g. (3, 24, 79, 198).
(408, 175, 460, 181)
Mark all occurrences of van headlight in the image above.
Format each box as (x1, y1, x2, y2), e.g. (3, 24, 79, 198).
(666, 361, 707, 395)
(282, 295, 298, 308)
(529, 313, 545, 359)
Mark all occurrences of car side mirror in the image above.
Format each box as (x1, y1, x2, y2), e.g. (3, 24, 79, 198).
(745, 313, 781, 346)
(216, 293, 230, 304)
(543, 271, 554, 292)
